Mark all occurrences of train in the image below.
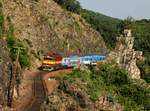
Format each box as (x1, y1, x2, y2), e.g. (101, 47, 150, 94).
(41, 52, 106, 71)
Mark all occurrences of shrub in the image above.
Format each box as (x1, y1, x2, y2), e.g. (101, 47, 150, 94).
(6, 17, 31, 68)
(87, 79, 104, 101)
(0, 2, 4, 38)
(0, 13, 4, 38)
(137, 53, 150, 83)
(54, 63, 150, 110)
(98, 64, 129, 86)
(54, 0, 81, 14)
(119, 83, 150, 111)
(19, 49, 31, 68)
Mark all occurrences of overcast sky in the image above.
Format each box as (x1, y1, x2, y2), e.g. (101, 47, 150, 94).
(78, 0, 150, 20)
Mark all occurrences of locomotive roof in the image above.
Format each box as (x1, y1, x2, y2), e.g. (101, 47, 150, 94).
(83, 53, 105, 56)
(44, 52, 106, 58)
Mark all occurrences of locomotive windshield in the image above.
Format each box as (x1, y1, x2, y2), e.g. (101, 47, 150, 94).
(44, 57, 54, 60)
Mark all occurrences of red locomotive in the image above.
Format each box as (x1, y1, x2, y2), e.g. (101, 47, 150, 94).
(41, 53, 62, 71)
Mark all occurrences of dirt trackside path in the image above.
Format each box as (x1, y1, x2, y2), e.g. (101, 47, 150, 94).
(14, 70, 37, 111)
(13, 69, 72, 111)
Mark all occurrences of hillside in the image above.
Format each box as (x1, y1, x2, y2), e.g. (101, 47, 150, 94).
(80, 9, 121, 48)
(54, 0, 121, 48)
(53, 0, 150, 83)
(41, 64, 150, 111)
(0, 0, 149, 110)
(2, 0, 107, 54)
(0, 0, 108, 109)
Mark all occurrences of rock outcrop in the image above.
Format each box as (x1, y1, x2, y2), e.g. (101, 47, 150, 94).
(2, 0, 107, 53)
(108, 29, 142, 79)
(0, 39, 11, 106)
(41, 80, 123, 111)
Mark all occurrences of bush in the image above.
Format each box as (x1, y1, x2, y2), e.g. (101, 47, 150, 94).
(19, 49, 31, 68)
(119, 83, 150, 111)
(54, 63, 150, 110)
(137, 53, 150, 83)
(54, 0, 81, 13)
(0, 14, 4, 38)
(0, 2, 4, 38)
(98, 64, 129, 86)
(87, 79, 104, 101)
(6, 17, 31, 68)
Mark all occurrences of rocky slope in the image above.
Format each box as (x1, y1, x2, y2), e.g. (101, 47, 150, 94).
(0, 0, 107, 108)
(0, 39, 11, 106)
(1, 0, 146, 110)
(41, 80, 123, 111)
(2, 0, 107, 54)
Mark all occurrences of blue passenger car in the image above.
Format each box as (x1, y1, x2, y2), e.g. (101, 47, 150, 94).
(81, 54, 106, 65)
(61, 53, 106, 67)
(62, 56, 82, 67)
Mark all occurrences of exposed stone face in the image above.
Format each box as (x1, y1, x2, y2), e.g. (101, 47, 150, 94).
(108, 29, 142, 79)
(41, 80, 123, 111)
(95, 96, 123, 111)
(2, 0, 107, 53)
(0, 39, 11, 106)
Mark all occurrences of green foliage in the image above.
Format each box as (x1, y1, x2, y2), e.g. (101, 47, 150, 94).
(133, 20, 150, 83)
(0, 3, 4, 38)
(137, 54, 150, 83)
(54, 0, 120, 47)
(49, 2, 150, 109)
(87, 78, 104, 101)
(99, 65, 129, 86)
(0, 15, 4, 37)
(117, 18, 150, 83)
(55, 0, 150, 58)
(134, 20, 150, 52)
(119, 83, 150, 111)
(54, 1, 150, 81)
(117, 17, 136, 33)
(6, 17, 30, 68)
(54, 0, 81, 13)
(19, 48, 30, 68)
(80, 9, 121, 48)
(55, 63, 150, 110)
(62, 69, 91, 83)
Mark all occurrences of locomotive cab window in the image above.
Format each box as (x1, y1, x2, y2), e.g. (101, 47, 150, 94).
(44, 57, 54, 60)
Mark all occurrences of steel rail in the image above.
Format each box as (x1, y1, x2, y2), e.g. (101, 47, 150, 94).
(25, 72, 47, 111)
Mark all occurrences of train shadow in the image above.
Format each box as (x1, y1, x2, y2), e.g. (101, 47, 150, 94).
(37, 66, 72, 73)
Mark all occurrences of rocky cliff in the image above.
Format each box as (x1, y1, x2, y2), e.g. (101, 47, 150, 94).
(2, 0, 107, 54)
(0, 39, 11, 106)
(108, 29, 143, 79)
(0, 0, 107, 108)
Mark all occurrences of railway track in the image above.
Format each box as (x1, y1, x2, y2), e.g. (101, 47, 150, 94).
(22, 69, 72, 111)
(25, 72, 47, 111)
